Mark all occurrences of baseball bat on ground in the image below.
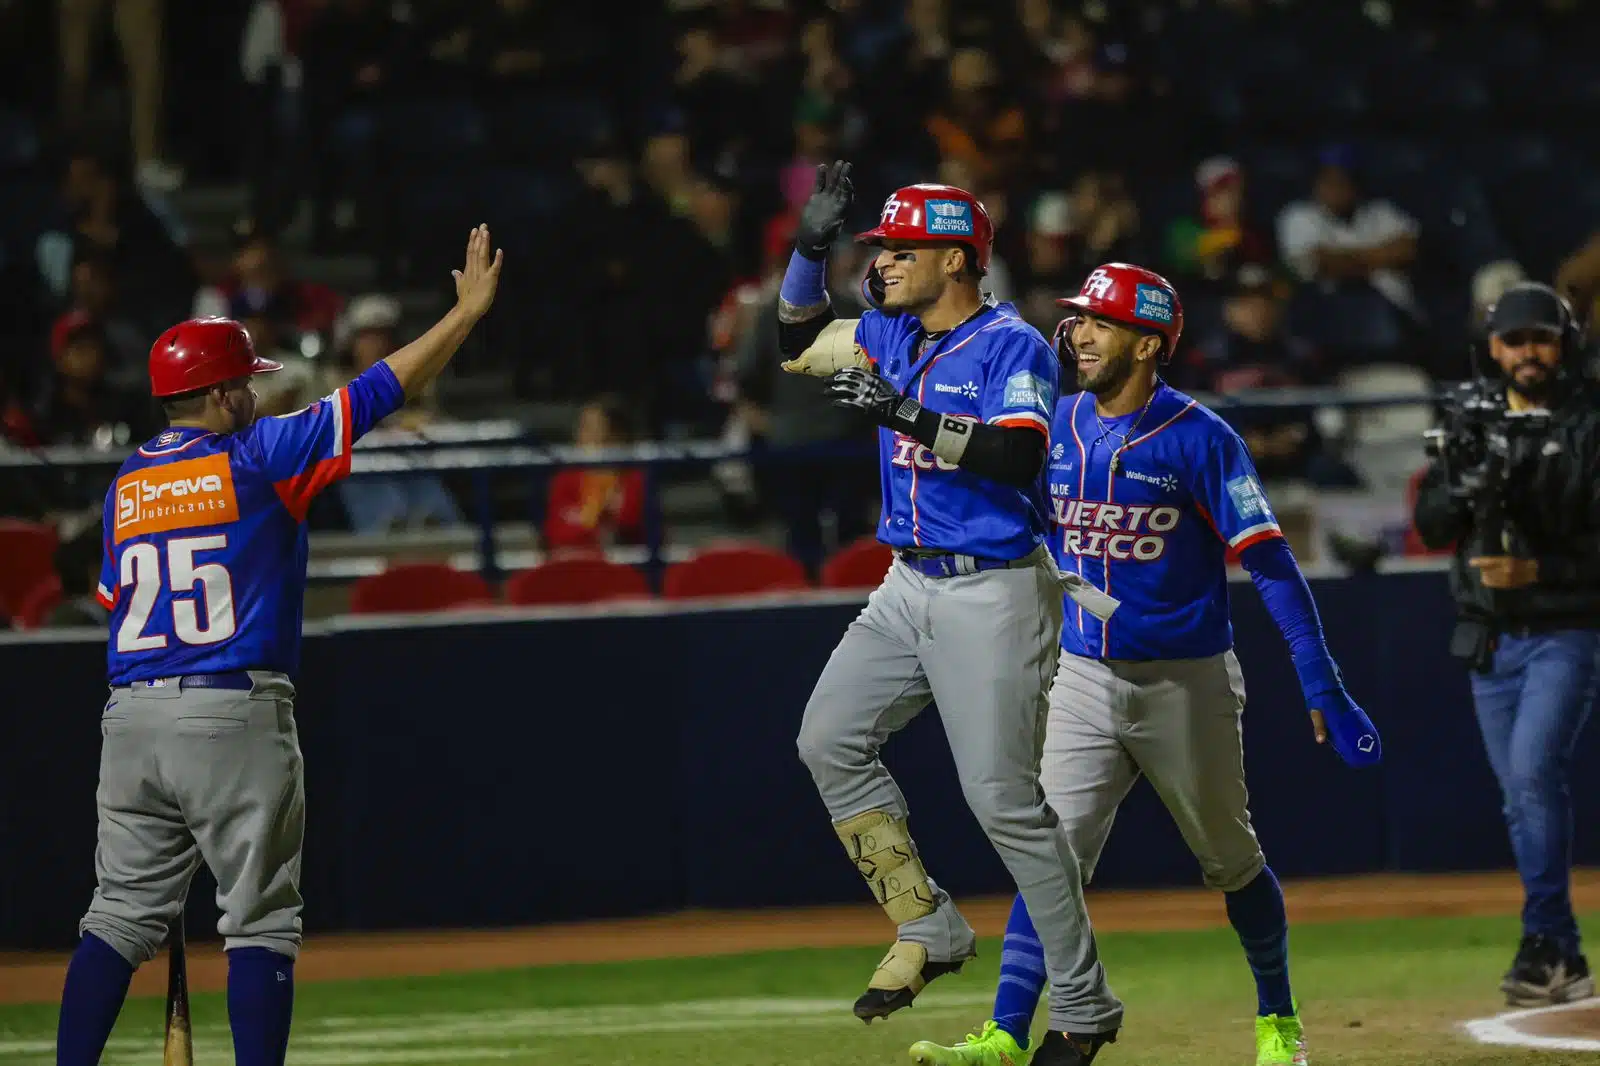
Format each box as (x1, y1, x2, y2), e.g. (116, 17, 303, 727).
(162, 918, 192, 1066)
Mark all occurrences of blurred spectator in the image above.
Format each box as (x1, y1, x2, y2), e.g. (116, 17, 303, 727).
(45, 525, 109, 628)
(662, 14, 768, 188)
(31, 312, 156, 448)
(554, 133, 729, 431)
(732, 237, 874, 572)
(64, 249, 152, 382)
(934, 156, 1015, 301)
(641, 131, 699, 217)
(1164, 156, 1274, 291)
(1017, 173, 1142, 331)
(230, 289, 319, 417)
(707, 0, 792, 76)
(239, 0, 310, 235)
(299, 0, 409, 247)
(38, 146, 195, 326)
(192, 223, 344, 338)
(1471, 259, 1529, 333)
(793, 16, 854, 121)
(467, 0, 602, 94)
(329, 294, 465, 532)
(925, 47, 1027, 190)
(56, 0, 183, 193)
(543, 395, 646, 553)
(778, 100, 840, 217)
(1049, 37, 1158, 177)
(1277, 145, 1422, 323)
(1556, 230, 1600, 330)
(1172, 265, 1352, 487)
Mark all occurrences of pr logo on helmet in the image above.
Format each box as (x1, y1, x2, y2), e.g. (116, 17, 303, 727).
(1134, 284, 1174, 324)
(924, 199, 974, 237)
(881, 197, 909, 224)
(1082, 268, 1116, 300)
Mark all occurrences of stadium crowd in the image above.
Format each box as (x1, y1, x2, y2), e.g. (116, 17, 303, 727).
(0, 0, 1598, 622)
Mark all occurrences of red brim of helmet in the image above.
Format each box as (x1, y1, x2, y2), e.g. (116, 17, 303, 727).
(250, 355, 284, 375)
(855, 225, 892, 244)
(1055, 294, 1097, 310)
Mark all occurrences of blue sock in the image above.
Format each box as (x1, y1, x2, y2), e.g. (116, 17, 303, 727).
(992, 893, 1047, 1049)
(227, 948, 296, 1066)
(56, 933, 135, 1066)
(1225, 866, 1295, 1017)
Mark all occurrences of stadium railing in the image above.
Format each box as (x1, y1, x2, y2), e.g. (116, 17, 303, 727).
(0, 388, 1439, 587)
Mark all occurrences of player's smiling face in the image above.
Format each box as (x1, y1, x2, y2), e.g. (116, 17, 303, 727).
(1070, 314, 1144, 395)
(873, 242, 957, 311)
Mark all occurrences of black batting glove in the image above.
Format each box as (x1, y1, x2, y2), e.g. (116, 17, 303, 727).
(827, 366, 923, 434)
(795, 160, 854, 260)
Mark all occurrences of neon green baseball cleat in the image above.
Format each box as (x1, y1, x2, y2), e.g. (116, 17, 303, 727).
(909, 1020, 1030, 1066)
(1255, 1001, 1308, 1065)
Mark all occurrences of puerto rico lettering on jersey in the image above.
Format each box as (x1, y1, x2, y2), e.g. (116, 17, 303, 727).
(97, 361, 406, 686)
(857, 297, 1057, 560)
(1048, 382, 1283, 661)
(1051, 498, 1180, 561)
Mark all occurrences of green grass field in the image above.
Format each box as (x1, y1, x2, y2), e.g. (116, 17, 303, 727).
(4, 913, 1596, 1065)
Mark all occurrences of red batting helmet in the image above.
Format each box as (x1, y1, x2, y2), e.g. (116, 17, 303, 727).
(856, 183, 994, 273)
(148, 318, 282, 398)
(1055, 263, 1184, 361)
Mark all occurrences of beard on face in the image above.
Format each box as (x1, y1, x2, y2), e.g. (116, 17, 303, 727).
(1076, 337, 1138, 396)
(1508, 358, 1556, 404)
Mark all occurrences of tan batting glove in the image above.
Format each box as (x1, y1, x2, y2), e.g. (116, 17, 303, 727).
(781, 318, 869, 377)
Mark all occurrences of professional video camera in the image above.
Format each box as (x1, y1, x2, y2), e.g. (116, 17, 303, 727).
(1423, 380, 1553, 501)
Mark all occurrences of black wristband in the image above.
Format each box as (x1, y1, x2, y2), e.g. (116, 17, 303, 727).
(888, 396, 927, 436)
(794, 240, 829, 262)
(905, 403, 941, 445)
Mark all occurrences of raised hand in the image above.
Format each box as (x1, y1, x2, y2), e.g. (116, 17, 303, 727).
(795, 160, 855, 258)
(452, 224, 504, 320)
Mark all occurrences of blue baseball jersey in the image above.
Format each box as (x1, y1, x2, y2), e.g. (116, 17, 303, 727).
(857, 298, 1057, 559)
(1047, 380, 1283, 660)
(97, 362, 405, 686)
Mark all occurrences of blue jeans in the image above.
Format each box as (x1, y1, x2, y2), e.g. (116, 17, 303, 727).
(339, 476, 463, 533)
(1471, 629, 1600, 949)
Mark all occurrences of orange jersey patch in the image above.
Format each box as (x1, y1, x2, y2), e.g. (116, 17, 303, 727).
(113, 452, 239, 543)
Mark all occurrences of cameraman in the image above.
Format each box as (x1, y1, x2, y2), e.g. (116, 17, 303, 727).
(1413, 281, 1600, 1009)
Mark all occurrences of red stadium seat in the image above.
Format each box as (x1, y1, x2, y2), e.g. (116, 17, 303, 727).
(504, 556, 651, 606)
(347, 563, 495, 615)
(662, 543, 809, 600)
(12, 574, 63, 629)
(0, 520, 60, 618)
(820, 537, 894, 590)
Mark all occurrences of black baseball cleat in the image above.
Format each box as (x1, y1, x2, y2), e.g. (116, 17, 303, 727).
(1501, 934, 1596, 1007)
(853, 942, 972, 1023)
(1029, 1028, 1119, 1065)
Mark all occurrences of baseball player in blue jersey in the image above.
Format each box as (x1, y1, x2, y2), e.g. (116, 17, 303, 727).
(779, 162, 1121, 1066)
(906, 264, 1383, 1066)
(54, 226, 502, 1066)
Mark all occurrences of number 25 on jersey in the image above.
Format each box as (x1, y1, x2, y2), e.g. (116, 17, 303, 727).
(117, 535, 237, 653)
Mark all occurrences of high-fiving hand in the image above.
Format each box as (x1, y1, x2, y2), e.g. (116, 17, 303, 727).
(453, 224, 504, 320)
(795, 160, 855, 258)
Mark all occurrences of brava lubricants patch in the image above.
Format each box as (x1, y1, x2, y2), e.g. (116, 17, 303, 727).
(1133, 284, 1174, 324)
(923, 199, 975, 237)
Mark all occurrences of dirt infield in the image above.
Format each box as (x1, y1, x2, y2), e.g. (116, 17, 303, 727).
(2, 868, 1596, 1007)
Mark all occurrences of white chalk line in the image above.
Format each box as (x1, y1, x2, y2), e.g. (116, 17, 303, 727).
(1460, 996, 1600, 1052)
(0, 990, 1000, 1064)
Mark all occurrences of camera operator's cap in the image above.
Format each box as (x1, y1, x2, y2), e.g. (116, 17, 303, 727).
(1487, 283, 1567, 337)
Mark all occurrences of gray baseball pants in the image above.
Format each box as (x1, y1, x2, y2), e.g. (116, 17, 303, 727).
(797, 548, 1123, 1033)
(79, 671, 305, 965)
